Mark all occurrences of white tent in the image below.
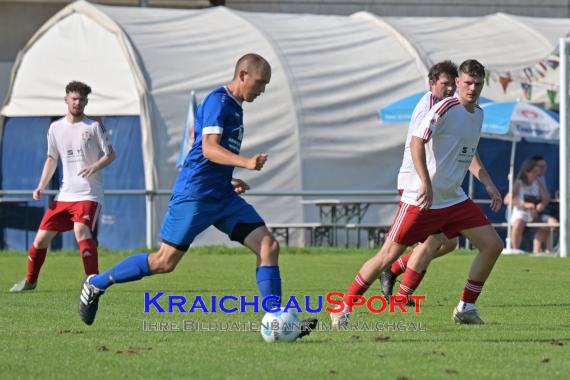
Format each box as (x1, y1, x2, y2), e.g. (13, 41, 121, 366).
(1, 1, 568, 247)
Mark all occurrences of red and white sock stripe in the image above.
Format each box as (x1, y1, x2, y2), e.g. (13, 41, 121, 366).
(465, 281, 483, 293)
(461, 279, 485, 303)
(354, 273, 370, 290)
(397, 258, 406, 272)
(398, 284, 414, 296)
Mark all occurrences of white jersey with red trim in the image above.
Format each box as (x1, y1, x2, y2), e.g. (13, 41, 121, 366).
(397, 92, 439, 190)
(47, 117, 112, 203)
(400, 96, 483, 209)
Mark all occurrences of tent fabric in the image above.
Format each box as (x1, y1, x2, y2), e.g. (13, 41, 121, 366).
(1, 1, 568, 246)
(96, 116, 146, 250)
(1, 116, 146, 251)
(0, 117, 52, 249)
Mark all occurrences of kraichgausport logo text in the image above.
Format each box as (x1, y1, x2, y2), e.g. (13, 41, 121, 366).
(144, 292, 426, 314)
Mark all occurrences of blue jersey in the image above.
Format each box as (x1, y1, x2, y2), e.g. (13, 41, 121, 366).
(173, 87, 244, 200)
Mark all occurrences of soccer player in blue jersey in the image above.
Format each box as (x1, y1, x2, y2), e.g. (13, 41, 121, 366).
(78, 53, 317, 337)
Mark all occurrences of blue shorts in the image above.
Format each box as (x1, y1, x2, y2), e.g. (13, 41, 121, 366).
(160, 194, 264, 251)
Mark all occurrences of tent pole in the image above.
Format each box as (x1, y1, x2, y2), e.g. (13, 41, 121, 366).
(505, 139, 517, 252)
(560, 38, 569, 258)
(146, 191, 153, 249)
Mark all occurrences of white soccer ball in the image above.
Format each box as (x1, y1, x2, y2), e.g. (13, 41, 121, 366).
(260, 309, 302, 343)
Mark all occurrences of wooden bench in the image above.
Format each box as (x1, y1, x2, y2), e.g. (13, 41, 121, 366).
(345, 224, 391, 248)
(267, 223, 334, 247)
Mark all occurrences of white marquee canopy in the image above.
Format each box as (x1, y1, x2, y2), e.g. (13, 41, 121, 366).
(2, 1, 567, 245)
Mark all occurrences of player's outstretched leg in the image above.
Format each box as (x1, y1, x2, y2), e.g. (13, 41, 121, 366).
(78, 244, 185, 325)
(452, 225, 503, 325)
(331, 239, 406, 327)
(243, 224, 318, 339)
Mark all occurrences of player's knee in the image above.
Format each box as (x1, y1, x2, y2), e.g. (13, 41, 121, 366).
(441, 239, 458, 254)
(33, 232, 52, 248)
(375, 247, 399, 269)
(384, 244, 404, 263)
(487, 237, 504, 256)
(152, 261, 177, 274)
(33, 237, 50, 249)
(149, 253, 178, 274)
(265, 236, 280, 258)
(73, 223, 92, 240)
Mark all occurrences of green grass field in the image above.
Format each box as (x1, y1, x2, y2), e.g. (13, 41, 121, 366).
(1, 247, 569, 379)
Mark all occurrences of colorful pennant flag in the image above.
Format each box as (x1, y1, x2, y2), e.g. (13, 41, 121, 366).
(521, 82, 532, 101)
(547, 89, 558, 108)
(499, 75, 512, 93)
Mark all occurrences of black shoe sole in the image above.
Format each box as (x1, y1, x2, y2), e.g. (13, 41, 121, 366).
(299, 318, 318, 338)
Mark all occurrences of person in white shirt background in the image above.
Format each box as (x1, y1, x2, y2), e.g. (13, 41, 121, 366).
(10, 81, 116, 293)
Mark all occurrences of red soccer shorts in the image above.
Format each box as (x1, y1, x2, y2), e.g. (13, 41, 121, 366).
(39, 200, 101, 232)
(387, 199, 490, 246)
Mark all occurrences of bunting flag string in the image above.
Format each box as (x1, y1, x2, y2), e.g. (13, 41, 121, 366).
(484, 45, 562, 105)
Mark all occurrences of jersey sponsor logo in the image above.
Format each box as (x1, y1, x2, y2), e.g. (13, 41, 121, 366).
(458, 146, 476, 163)
(232, 125, 244, 141)
(82, 131, 91, 141)
(65, 148, 84, 162)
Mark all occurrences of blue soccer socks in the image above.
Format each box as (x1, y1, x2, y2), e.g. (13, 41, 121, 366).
(89, 253, 151, 290)
(256, 265, 282, 310)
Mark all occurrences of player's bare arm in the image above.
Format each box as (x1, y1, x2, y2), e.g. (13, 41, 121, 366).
(410, 136, 432, 210)
(469, 152, 502, 212)
(78, 145, 116, 178)
(202, 133, 268, 171)
(33, 155, 58, 200)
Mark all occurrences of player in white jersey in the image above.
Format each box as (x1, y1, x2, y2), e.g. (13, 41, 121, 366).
(332, 60, 503, 326)
(10, 81, 116, 292)
(380, 61, 459, 302)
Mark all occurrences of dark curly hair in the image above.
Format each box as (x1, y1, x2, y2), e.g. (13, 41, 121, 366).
(428, 60, 458, 82)
(65, 81, 92, 97)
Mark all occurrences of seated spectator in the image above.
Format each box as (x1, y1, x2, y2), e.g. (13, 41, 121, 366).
(507, 159, 551, 253)
(531, 155, 559, 253)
